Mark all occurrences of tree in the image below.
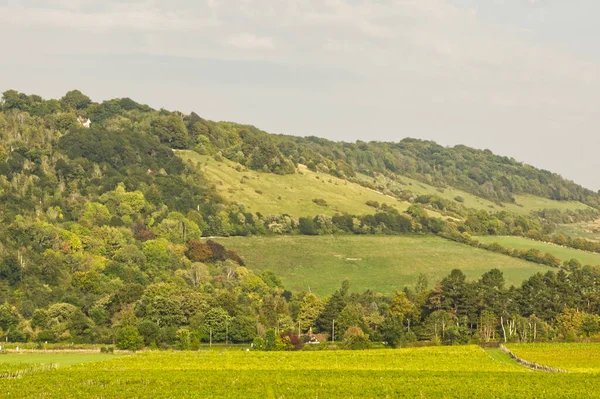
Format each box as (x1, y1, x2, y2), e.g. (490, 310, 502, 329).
(0, 256, 21, 286)
(138, 319, 160, 346)
(556, 308, 584, 341)
(150, 115, 189, 149)
(336, 304, 363, 335)
(316, 280, 350, 335)
(115, 326, 144, 350)
(478, 311, 497, 343)
(297, 293, 323, 332)
(343, 326, 370, 350)
(60, 90, 91, 110)
(230, 315, 256, 343)
(380, 315, 415, 348)
(390, 292, 413, 322)
(0, 303, 19, 332)
(298, 218, 318, 235)
(201, 307, 232, 342)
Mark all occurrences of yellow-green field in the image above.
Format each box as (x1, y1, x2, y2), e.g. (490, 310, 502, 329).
(211, 235, 552, 295)
(179, 150, 412, 218)
(508, 343, 600, 373)
(2, 346, 600, 398)
(475, 236, 600, 266)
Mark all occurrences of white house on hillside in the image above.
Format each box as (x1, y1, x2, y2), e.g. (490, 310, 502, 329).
(77, 116, 91, 128)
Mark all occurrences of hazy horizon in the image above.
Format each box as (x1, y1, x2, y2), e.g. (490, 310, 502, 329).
(1, 0, 599, 190)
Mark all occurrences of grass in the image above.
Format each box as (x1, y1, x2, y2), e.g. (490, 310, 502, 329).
(178, 151, 414, 218)
(3, 347, 600, 398)
(556, 219, 600, 242)
(355, 173, 592, 216)
(211, 235, 553, 295)
(483, 347, 521, 367)
(507, 343, 600, 373)
(0, 353, 122, 368)
(511, 194, 592, 214)
(179, 151, 591, 222)
(475, 236, 600, 266)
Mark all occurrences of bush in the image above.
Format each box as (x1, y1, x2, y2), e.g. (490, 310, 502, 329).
(454, 196, 465, 203)
(100, 346, 115, 353)
(343, 326, 371, 350)
(252, 336, 265, 351)
(115, 326, 144, 351)
(366, 200, 380, 209)
(312, 198, 328, 207)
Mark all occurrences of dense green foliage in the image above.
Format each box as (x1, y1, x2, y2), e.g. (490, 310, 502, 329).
(1, 89, 600, 350)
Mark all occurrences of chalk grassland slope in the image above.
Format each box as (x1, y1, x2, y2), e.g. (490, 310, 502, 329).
(178, 150, 412, 217)
(556, 219, 600, 242)
(512, 194, 592, 215)
(507, 343, 600, 373)
(357, 173, 593, 216)
(2, 347, 600, 398)
(179, 150, 591, 220)
(475, 236, 600, 266)
(211, 235, 553, 295)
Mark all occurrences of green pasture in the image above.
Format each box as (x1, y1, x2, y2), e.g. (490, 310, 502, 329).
(212, 235, 552, 295)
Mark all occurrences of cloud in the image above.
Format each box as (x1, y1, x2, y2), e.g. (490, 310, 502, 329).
(226, 33, 275, 50)
(0, 1, 218, 33)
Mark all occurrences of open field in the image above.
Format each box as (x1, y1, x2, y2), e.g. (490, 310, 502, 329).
(0, 353, 121, 368)
(2, 346, 600, 398)
(507, 343, 600, 373)
(475, 236, 600, 266)
(211, 235, 552, 295)
(178, 151, 413, 217)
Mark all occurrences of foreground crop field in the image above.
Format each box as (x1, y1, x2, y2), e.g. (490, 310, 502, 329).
(507, 343, 600, 373)
(475, 236, 600, 266)
(212, 235, 552, 295)
(2, 346, 600, 398)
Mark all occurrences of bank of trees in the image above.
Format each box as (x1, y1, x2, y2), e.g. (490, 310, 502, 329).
(1, 89, 600, 350)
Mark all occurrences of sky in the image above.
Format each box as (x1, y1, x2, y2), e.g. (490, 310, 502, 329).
(1, 0, 599, 189)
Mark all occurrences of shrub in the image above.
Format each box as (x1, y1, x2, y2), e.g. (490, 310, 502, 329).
(312, 198, 328, 207)
(366, 200, 380, 209)
(343, 326, 371, 350)
(115, 326, 144, 351)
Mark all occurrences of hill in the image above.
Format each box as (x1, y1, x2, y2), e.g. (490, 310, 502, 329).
(1, 89, 600, 349)
(208, 235, 553, 295)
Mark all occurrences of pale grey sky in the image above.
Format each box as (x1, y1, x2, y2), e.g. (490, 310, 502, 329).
(1, 0, 599, 189)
